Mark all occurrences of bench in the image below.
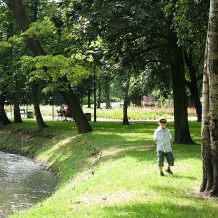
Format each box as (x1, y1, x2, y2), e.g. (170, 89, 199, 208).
(57, 110, 74, 121)
(57, 110, 65, 120)
(65, 112, 74, 121)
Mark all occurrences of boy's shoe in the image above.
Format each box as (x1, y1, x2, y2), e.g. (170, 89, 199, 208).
(166, 168, 173, 175)
(160, 172, 165, 176)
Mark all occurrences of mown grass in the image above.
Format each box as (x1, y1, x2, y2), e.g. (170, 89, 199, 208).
(0, 120, 217, 218)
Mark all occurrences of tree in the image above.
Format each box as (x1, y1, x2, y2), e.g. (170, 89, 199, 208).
(200, 0, 218, 197)
(184, 50, 203, 122)
(0, 92, 11, 126)
(5, 0, 93, 133)
(0, 3, 25, 124)
(3, 0, 48, 128)
(161, 0, 195, 144)
(168, 24, 194, 144)
(170, 0, 209, 122)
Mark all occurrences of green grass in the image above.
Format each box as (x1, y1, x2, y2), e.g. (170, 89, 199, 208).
(0, 120, 217, 218)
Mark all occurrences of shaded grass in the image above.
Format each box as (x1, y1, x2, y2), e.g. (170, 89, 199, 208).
(0, 120, 217, 218)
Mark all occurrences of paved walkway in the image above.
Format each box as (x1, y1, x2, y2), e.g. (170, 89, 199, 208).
(91, 117, 198, 122)
(42, 116, 198, 122)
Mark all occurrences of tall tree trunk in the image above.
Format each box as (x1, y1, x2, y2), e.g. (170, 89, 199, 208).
(59, 85, 92, 134)
(104, 75, 111, 109)
(13, 75, 23, 123)
(97, 80, 101, 109)
(0, 94, 11, 126)
(135, 95, 142, 107)
(32, 82, 48, 129)
(184, 51, 203, 122)
(169, 28, 194, 144)
(200, 0, 218, 197)
(14, 102, 23, 123)
(122, 72, 130, 125)
(189, 83, 202, 122)
(6, 0, 92, 133)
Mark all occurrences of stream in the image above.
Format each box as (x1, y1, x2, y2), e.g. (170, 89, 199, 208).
(0, 151, 58, 217)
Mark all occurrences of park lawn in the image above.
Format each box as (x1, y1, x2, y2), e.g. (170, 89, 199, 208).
(0, 120, 217, 218)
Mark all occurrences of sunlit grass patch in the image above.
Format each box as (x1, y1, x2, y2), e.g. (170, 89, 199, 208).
(0, 121, 217, 218)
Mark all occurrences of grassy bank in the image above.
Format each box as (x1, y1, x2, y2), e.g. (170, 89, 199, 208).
(0, 120, 217, 218)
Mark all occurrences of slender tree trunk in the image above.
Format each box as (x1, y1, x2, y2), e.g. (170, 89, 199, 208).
(97, 80, 101, 109)
(169, 28, 194, 144)
(93, 64, 97, 122)
(14, 75, 23, 123)
(31, 82, 48, 129)
(122, 72, 130, 125)
(189, 83, 202, 122)
(200, 0, 218, 197)
(184, 51, 202, 122)
(0, 94, 11, 126)
(104, 75, 111, 109)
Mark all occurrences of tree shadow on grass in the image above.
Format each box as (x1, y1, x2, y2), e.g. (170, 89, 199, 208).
(41, 129, 157, 187)
(99, 201, 215, 218)
(41, 121, 201, 189)
(47, 129, 201, 186)
(172, 174, 198, 181)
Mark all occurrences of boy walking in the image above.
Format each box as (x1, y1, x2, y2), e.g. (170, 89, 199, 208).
(153, 117, 175, 176)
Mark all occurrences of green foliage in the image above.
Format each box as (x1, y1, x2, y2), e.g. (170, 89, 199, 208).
(0, 0, 209, 121)
(162, 0, 209, 48)
(23, 17, 57, 38)
(20, 54, 92, 85)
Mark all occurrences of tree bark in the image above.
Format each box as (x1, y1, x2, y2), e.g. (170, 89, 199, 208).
(32, 82, 48, 129)
(169, 28, 195, 144)
(14, 102, 23, 123)
(135, 95, 142, 107)
(104, 75, 111, 109)
(184, 51, 202, 122)
(0, 94, 11, 126)
(59, 83, 92, 134)
(200, 0, 218, 197)
(13, 75, 23, 123)
(97, 80, 101, 109)
(122, 72, 130, 125)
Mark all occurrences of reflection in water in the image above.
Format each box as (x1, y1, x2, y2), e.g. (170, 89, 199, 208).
(0, 151, 58, 217)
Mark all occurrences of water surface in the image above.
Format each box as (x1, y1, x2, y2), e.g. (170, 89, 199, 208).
(0, 151, 57, 217)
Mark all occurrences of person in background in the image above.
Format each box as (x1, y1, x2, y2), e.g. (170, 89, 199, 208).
(153, 117, 175, 176)
(57, 105, 65, 120)
(64, 105, 72, 120)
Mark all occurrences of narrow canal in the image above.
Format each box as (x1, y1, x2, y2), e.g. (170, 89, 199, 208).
(0, 151, 58, 217)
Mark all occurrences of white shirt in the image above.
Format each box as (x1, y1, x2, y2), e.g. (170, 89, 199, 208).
(153, 126, 172, 152)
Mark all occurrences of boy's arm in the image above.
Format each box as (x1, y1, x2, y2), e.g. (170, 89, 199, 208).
(153, 130, 158, 144)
